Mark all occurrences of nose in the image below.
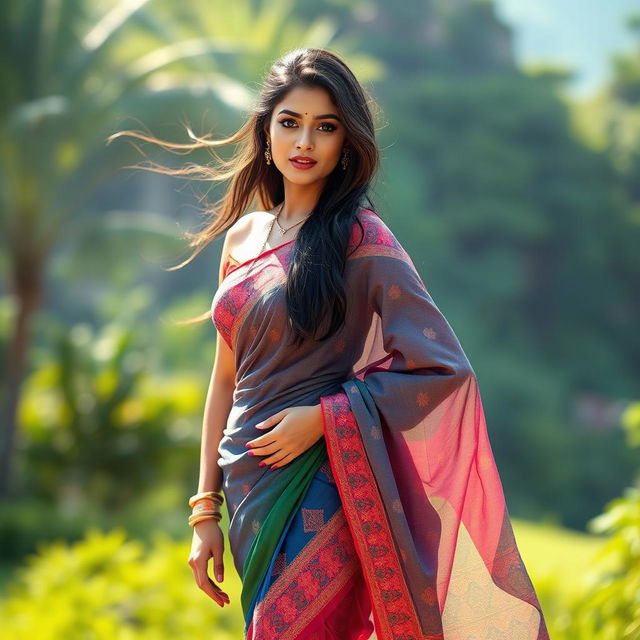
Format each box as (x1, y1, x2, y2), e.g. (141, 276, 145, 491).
(296, 128, 313, 150)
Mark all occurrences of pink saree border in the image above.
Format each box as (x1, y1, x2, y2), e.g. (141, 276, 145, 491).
(246, 507, 361, 639)
(320, 389, 444, 640)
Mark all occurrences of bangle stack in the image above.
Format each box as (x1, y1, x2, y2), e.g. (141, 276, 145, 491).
(188, 490, 224, 527)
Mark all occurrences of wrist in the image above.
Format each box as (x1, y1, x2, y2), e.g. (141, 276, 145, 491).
(188, 490, 224, 527)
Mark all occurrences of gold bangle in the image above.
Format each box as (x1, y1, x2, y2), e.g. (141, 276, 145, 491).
(189, 509, 221, 518)
(188, 509, 222, 518)
(189, 491, 224, 508)
(192, 500, 221, 513)
(189, 491, 224, 507)
(192, 497, 220, 505)
(188, 513, 222, 527)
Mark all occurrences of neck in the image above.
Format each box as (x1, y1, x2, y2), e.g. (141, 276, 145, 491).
(277, 177, 326, 224)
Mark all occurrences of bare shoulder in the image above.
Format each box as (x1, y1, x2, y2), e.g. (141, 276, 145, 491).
(225, 210, 261, 245)
(224, 209, 274, 263)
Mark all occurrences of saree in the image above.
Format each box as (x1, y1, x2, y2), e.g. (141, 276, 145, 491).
(211, 207, 549, 639)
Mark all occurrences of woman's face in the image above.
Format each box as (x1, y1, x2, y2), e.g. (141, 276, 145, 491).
(266, 85, 347, 187)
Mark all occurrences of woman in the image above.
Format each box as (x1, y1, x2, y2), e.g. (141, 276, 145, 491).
(113, 48, 549, 639)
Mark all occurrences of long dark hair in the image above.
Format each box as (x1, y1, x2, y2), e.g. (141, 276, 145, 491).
(107, 47, 382, 347)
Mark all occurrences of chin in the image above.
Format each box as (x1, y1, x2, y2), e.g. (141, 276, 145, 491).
(283, 169, 329, 183)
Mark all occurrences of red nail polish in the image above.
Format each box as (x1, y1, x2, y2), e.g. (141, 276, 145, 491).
(271, 464, 278, 469)
(247, 451, 254, 456)
(259, 461, 266, 467)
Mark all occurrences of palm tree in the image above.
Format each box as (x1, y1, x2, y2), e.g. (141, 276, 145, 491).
(0, 0, 373, 497)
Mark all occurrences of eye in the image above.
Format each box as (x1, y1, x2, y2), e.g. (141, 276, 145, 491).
(279, 118, 337, 132)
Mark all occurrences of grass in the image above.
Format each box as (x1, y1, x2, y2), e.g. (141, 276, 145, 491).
(512, 516, 609, 595)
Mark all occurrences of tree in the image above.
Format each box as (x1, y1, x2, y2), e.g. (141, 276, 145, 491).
(0, 0, 367, 497)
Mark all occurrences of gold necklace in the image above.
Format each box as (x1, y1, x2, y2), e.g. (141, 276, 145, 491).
(274, 205, 312, 236)
(259, 202, 285, 254)
(245, 202, 284, 280)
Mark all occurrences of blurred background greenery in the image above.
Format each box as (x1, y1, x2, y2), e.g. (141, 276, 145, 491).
(1, 0, 639, 637)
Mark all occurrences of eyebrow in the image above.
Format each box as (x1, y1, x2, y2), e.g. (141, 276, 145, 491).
(277, 109, 341, 121)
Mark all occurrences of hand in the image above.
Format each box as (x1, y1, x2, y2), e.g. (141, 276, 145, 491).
(188, 519, 230, 607)
(246, 404, 324, 469)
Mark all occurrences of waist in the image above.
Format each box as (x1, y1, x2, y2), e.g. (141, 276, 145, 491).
(227, 376, 346, 435)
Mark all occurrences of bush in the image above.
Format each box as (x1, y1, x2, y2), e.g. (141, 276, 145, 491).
(0, 527, 243, 640)
(559, 402, 640, 639)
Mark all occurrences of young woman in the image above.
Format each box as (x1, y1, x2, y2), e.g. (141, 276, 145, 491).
(112, 48, 549, 639)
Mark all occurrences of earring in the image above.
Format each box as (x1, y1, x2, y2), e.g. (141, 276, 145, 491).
(341, 148, 349, 170)
(264, 139, 272, 165)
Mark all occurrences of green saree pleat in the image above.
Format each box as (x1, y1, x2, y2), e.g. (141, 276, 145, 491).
(240, 437, 328, 618)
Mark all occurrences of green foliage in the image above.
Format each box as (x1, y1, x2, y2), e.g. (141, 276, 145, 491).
(18, 316, 203, 511)
(0, 310, 207, 563)
(0, 514, 617, 640)
(505, 401, 640, 638)
(0, 496, 108, 570)
(1, 5, 639, 637)
(557, 402, 640, 639)
(509, 516, 609, 638)
(0, 527, 244, 640)
(356, 0, 640, 529)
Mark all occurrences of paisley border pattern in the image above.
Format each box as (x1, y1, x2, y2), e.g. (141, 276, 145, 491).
(247, 507, 360, 639)
(320, 389, 444, 640)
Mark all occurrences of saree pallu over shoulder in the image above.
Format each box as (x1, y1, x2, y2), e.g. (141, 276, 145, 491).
(318, 213, 550, 639)
(211, 208, 549, 640)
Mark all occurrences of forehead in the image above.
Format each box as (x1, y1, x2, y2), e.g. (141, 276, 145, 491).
(274, 85, 336, 113)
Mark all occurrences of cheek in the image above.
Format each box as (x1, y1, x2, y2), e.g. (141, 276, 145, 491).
(320, 138, 345, 160)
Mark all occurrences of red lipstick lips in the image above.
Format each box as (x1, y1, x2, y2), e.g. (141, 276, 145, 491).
(290, 155, 317, 170)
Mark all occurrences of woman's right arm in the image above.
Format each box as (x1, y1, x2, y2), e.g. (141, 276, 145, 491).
(188, 228, 239, 608)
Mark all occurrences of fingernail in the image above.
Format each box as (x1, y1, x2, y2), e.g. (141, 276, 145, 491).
(247, 451, 254, 456)
(259, 461, 266, 467)
(217, 573, 223, 581)
(245, 443, 252, 448)
(271, 464, 278, 469)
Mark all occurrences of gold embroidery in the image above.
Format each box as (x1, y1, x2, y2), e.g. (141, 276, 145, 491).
(388, 284, 402, 299)
(417, 391, 429, 407)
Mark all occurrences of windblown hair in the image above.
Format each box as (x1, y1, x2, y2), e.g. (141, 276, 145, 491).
(107, 47, 382, 347)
